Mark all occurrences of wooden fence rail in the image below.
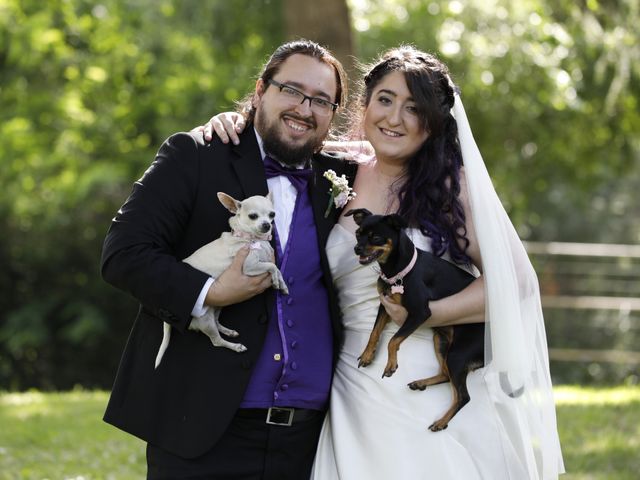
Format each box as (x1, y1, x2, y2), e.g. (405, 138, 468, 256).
(525, 241, 640, 365)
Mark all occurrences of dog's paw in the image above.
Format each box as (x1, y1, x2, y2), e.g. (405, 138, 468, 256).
(272, 274, 289, 295)
(428, 420, 449, 432)
(357, 353, 373, 368)
(231, 343, 248, 353)
(408, 381, 427, 391)
(382, 363, 398, 378)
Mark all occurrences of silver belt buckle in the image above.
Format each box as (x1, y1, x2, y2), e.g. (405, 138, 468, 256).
(266, 407, 294, 426)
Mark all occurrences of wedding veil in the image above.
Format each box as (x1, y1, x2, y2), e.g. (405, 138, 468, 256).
(452, 92, 565, 479)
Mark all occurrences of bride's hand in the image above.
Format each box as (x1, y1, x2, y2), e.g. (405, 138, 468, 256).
(202, 112, 246, 144)
(379, 294, 408, 327)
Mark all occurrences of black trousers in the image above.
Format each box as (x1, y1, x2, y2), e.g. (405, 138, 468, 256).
(146, 410, 325, 480)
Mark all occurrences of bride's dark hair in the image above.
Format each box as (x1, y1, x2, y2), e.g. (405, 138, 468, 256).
(350, 46, 470, 263)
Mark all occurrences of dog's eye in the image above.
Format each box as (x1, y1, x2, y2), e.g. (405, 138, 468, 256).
(269, 212, 275, 219)
(371, 234, 385, 244)
(248, 213, 258, 220)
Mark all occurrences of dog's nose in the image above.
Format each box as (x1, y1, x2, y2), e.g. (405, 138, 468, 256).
(354, 244, 363, 255)
(260, 222, 271, 233)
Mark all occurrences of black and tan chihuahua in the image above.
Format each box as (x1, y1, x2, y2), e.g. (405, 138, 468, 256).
(346, 208, 485, 431)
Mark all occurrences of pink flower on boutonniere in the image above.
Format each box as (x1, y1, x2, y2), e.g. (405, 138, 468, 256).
(323, 169, 356, 218)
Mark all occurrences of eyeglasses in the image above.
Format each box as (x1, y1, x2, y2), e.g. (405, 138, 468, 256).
(267, 79, 338, 116)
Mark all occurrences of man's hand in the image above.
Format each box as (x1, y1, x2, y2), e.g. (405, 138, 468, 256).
(205, 247, 272, 307)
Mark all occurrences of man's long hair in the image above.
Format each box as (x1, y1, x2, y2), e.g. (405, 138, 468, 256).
(237, 39, 348, 124)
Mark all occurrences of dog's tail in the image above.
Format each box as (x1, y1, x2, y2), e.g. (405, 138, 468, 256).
(154, 322, 172, 369)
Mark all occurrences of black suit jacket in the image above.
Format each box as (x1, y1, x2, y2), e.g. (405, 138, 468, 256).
(100, 128, 356, 458)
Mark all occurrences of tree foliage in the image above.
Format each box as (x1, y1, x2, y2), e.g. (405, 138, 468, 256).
(351, 0, 640, 241)
(0, 0, 638, 389)
(0, 0, 283, 389)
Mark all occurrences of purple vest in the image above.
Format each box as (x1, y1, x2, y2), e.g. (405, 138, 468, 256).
(240, 187, 333, 410)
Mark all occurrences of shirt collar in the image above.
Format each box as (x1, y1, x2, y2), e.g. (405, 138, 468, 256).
(253, 127, 267, 161)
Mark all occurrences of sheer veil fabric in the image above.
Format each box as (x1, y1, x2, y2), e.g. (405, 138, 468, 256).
(452, 92, 565, 478)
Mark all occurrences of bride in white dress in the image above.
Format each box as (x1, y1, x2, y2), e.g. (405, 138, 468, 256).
(310, 47, 564, 479)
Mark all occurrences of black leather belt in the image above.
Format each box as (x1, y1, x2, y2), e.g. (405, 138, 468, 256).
(236, 407, 322, 426)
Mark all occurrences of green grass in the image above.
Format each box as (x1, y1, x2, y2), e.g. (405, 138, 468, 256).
(554, 386, 640, 480)
(0, 386, 638, 479)
(0, 390, 145, 480)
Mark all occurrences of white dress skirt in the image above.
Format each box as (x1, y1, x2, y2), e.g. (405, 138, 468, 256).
(310, 224, 528, 480)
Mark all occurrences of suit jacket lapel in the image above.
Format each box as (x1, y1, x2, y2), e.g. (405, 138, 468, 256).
(309, 157, 336, 248)
(230, 128, 269, 198)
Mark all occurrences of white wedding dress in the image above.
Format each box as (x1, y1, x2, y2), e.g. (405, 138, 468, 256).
(310, 223, 529, 480)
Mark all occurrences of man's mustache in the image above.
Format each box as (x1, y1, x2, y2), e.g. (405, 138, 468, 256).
(282, 112, 316, 129)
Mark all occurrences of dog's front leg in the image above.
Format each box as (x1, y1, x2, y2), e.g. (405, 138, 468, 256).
(383, 313, 425, 378)
(242, 252, 289, 294)
(261, 263, 288, 294)
(358, 304, 390, 368)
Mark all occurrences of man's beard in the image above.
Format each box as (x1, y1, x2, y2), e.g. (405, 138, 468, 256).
(255, 110, 325, 167)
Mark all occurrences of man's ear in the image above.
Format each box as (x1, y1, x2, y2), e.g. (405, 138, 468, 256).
(385, 214, 408, 230)
(252, 78, 266, 108)
(217, 192, 241, 214)
(345, 208, 372, 226)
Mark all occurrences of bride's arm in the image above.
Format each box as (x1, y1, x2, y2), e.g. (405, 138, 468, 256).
(323, 140, 374, 157)
(380, 276, 484, 328)
(196, 112, 374, 160)
(191, 112, 246, 145)
(425, 277, 485, 326)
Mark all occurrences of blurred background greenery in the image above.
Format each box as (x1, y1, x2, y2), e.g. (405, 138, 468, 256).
(1, 0, 638, 392)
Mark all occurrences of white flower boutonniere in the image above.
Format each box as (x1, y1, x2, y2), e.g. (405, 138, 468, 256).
(323, 169, 356, 218)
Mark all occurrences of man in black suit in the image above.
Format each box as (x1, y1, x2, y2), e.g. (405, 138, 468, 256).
(101, 40, 355, 479)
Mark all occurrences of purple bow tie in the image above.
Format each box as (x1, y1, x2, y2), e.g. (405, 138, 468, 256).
(263, 155, 313, 192)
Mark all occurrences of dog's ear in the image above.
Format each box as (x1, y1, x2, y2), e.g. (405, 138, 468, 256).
(344, 208, 372, 226)
(384, 214, 408, 230)
(217, 192, 241, 214)
(266, 191, 274, 205)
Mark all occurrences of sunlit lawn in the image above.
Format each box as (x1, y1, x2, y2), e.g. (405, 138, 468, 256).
(0, 390, 144, 480)
(0, 386, 639, 479)
(554, 386, 640, 480)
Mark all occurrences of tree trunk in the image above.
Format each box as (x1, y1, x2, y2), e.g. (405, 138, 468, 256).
(282, 0, 355, 89)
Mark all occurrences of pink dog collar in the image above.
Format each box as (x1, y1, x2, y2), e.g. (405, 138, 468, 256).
(232, 230, 272, 242)
(379, 247, 417, 294)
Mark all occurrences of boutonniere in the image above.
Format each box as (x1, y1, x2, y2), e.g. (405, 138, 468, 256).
(323, 169, 357, 218)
